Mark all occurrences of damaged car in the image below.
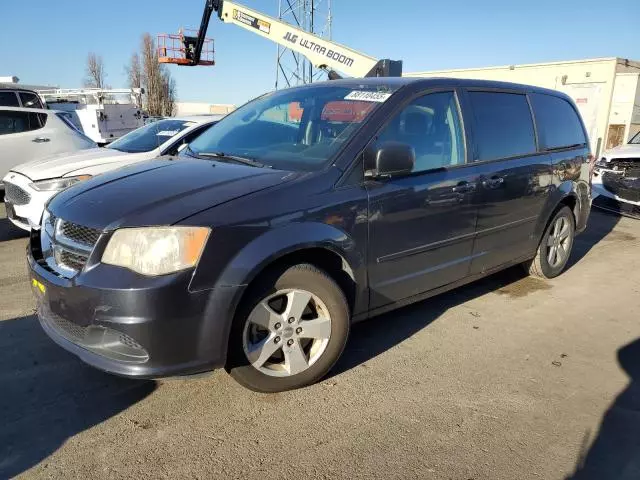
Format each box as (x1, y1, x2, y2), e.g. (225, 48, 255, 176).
(592, 131, 640, 218)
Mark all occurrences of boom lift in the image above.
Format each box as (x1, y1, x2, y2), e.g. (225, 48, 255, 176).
(158, 0, 402, 79)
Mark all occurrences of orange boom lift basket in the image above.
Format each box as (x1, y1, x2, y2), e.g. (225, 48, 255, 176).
(157, 30, 215, 66)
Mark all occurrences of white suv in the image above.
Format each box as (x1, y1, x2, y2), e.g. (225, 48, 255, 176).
(0, 107, 96, 182)
(3, 115, 221, 230)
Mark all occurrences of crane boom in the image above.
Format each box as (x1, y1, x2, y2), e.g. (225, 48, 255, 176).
(179, 0, 402, 77)
(191, 0, 217, 65)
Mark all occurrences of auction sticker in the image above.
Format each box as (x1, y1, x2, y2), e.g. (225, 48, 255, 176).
(344, 91, 392, 103)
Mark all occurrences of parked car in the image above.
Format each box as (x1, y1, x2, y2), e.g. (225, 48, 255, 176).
(143, 115, 165, 125)
(592, 131, 640, 218)
(38, 88, 145, 145)
(0, 86, 46, 109)
(3, 115, 222, 231)
(28, 78, 592, 393)
(0, 107, 96, 187)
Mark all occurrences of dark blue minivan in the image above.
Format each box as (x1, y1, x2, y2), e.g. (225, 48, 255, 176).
(28, 78, 591, 392)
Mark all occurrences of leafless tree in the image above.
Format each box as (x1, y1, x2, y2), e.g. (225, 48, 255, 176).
(137, 34, 177, 116)
(126, 53, 142, 89)
(125, 53, 143, 107)
(84, 53, 106, 89)
(161, 71, 177, 116)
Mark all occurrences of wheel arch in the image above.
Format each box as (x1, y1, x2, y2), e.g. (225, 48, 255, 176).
(535, 181, 588, 245)
(211, 222, 367, 364)
(241, 247, 358, 312)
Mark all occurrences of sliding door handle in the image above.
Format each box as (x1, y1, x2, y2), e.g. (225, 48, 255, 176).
(482, 176, 504, 189)
(452, 181, 477, 194)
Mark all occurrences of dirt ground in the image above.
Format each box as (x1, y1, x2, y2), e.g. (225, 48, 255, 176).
(1, 204, 639, 480)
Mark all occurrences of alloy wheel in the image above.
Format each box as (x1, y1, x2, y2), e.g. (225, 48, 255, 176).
(546, 215, 572, 268)
(242, 289, 332, 377)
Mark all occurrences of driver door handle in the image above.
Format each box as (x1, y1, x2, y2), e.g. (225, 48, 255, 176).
(32, 137, 50, 143)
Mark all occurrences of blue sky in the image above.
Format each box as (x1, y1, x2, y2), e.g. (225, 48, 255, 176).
(1, 0, 638, 106)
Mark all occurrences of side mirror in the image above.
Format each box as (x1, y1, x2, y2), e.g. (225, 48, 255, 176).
(177, 143, 189, 153)
(364, 141, 415, 179)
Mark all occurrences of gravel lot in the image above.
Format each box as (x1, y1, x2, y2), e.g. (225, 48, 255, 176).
(1, 203, 639, 480)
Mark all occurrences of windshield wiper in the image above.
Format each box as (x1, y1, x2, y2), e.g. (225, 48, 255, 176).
(195, 151, 269, 168)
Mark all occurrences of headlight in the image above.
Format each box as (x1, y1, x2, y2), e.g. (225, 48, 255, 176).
(29, 175, 92, 192)
(102, 227, 210, 276)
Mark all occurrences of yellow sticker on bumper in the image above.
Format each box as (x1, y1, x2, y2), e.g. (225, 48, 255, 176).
(32, 278, 46, 294)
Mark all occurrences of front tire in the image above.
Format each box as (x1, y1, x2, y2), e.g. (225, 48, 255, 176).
(226, 264, 350, 393)
(525, 205, 575, 279)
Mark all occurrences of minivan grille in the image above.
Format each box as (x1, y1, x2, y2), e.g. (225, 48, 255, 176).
(58, 249, 89, 272)
(40, 214, 102, 277)
(4, 182, 31, 205)
(60, 221, 101, 247)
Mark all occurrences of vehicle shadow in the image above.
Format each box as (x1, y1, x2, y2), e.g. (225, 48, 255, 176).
(332, 209, 619, 377)
(332, 266, 529, 377)
(565, 209, 620, 271)
(0, 315, 156, 478)
(567, 338, 640, 479)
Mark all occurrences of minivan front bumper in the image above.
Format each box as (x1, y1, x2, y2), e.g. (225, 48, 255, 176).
(28, 239, 243, 378)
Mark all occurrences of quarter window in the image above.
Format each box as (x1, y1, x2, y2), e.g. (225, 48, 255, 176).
(19, 92, 45, 109)
(468, 92, 536, 161)
(376, 91, 465, 173)
(530, 93, 586, 150)
(29, 112, 47, 129)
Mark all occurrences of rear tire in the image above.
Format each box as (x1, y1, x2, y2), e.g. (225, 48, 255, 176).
(226, 263, 349, 393)
(525, 205, 575, 279)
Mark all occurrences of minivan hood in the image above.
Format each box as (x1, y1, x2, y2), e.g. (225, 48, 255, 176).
(47, 158, 294, 230)
(605, 144, 640, 158)
(12, 148, 141, 181)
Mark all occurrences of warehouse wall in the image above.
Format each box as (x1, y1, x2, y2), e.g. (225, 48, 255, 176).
(609, 74, 640, 145)
(407, 58, 622, 156)
(630, 77, 640, 142)
(175, 102, 236, 116)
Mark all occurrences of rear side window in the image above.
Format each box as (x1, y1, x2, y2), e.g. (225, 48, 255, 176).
(468, 91, 536, 161)
(19, 91, 44, 109)
(0, 91, 20, 107)
(530, 94, 587, 150)
(0, 111, 46, 135)
(0, 111, 29, 134)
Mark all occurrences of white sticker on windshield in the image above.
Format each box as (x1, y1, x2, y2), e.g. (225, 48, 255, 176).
(344, 91, 392, 103)
(157, 130, 180, 137)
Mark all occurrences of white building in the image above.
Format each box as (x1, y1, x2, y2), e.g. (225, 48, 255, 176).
(175, 102, 236, 116)
(407, 57, 640, 157)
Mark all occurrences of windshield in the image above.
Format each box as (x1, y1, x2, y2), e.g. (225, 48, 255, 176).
(188, 84, 399, 171)
(629, 131, 640, 145)
(108, 119, 195, 153)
